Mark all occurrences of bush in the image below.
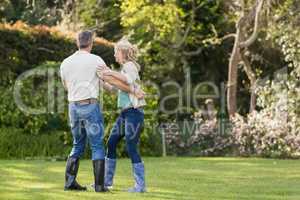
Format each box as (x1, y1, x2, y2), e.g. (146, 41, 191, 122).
(0, 61, 67, 134)
(0, 21, 114, 74)
(165, 110, 233, 156)
(0, 21, 161, 158)
(0, 127, 70, 159)
(0, 60, 161, 158)
(231, 14, 300, 158)
(231, 112, 299, 158)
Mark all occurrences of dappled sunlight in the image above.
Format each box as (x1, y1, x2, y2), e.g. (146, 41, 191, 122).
(1, 167, 41, 181)
(4, 181, 56, 190)
(1, 158, 300, 199)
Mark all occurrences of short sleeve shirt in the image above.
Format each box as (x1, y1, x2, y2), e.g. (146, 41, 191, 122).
(60, 50, 106, 102)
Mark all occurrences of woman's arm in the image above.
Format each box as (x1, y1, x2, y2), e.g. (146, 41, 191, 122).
(102, 75, 130, 92)
(97, 64, 127, 83)
(99, 79, 117, 93)
(97, 63, 137, 84)
(97, 64, 144, 98)
(102, 75, 144, 99)
(102, 70, 128, 83)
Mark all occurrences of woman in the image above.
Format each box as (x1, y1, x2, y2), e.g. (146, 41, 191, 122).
(98, 38, 147, 193)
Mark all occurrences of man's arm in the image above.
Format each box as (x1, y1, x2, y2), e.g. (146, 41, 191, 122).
(60, 63, 68, 91)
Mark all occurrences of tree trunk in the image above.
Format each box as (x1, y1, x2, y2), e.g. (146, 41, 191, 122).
(227, 27, 242, 117)
(227, 0, 264, 116)
(241, 51, 257, 113)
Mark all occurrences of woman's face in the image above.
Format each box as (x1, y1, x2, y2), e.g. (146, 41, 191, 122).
(114, 49, 125, 64)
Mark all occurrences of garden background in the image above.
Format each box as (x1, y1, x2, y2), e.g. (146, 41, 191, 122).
(0, 1, 299, 199)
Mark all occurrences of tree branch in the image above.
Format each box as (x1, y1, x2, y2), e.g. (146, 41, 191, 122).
(183, 47, 203, 56)
(240, 0, 264, 48)
(219, 33, 236, 42)
(241, 51, 256, 85)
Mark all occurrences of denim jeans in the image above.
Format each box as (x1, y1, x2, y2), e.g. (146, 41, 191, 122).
(107, 108, 144, 163)
(68, 102, 105, 160)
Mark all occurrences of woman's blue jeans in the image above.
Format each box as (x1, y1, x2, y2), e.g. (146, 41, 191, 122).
(106, 108, 144, 163)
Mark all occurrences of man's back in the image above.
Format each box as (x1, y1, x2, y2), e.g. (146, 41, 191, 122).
(60, 50, 106, 102)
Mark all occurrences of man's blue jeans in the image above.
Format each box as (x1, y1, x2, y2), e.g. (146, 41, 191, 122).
(107, 108, 144, 163)
(68, 102, 105, 160)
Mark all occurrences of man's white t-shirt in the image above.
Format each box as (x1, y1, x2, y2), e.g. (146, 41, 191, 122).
(60, 50, 106, 102)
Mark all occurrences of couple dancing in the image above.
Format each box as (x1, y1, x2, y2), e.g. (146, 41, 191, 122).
(60, 30, 146, 193)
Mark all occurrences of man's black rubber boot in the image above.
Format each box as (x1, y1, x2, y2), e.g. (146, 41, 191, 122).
(93, 159, 109, 192)
(64, 157, 87, 191)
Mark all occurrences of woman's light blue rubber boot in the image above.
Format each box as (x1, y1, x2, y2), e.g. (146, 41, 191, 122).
(128, 162, 146, 193)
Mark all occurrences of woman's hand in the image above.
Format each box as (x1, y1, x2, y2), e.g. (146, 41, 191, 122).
(97, 66, 111, 79)
(101, 70, 114, 76)
(97, 64, 110, 71)
(134, 88, 145, 99)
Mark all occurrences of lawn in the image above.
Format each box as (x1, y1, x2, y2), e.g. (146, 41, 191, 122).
(0, 157, 299, 200)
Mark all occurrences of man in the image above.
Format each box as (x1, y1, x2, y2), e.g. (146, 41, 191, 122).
(60, 30, 142, 192)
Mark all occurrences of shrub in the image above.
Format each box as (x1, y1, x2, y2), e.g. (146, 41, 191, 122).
(165, 110, 233, 156)
(0, 60, 161, 158)
(0, 21, 161, 158)
(0, 21, 114, 74)
(231, 112, 299, 158)
(0, 127, 70, 159)
(231, 12, 300, 158)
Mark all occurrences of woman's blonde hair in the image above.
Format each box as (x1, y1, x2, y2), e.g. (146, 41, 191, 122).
(114, 37, 141, 71)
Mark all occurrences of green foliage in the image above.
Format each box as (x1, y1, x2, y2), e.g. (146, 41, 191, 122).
(0, 23, 161, 158)
(0, 23, 113, 136)
(120, 0, 229, 82)
(231, 0, 300, 159)
(0, 61, 66, 135)
(0, 0, 65, 25)
(1, 0, 299, 158)
(120, 0, 184, 78)
(0, 60, 161, 157)
(0, 0, 15, 22)
(0, 22, 114, 74)
(20, 0, 61, 26)
(121, 0, 183, 41)
(78, 0, 122, 40)
(0, 127, 69, 159)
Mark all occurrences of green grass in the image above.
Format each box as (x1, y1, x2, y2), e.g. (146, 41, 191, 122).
(0, 157, 299, 200)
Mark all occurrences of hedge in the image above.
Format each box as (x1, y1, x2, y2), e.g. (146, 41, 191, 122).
(0, 21, 115, 75)
(0, 127, 70, 159)
(0, 22, 162, 159)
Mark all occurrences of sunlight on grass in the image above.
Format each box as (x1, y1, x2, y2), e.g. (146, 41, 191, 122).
(0, 157, 300, 200)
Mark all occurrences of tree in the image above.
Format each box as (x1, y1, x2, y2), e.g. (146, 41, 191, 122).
(225, 0, 266, 116)
(120, 0, 229, 79)
(119, 0, 231, 117)
(78, 0, 122, 40)
(0, 0, 66, 25)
